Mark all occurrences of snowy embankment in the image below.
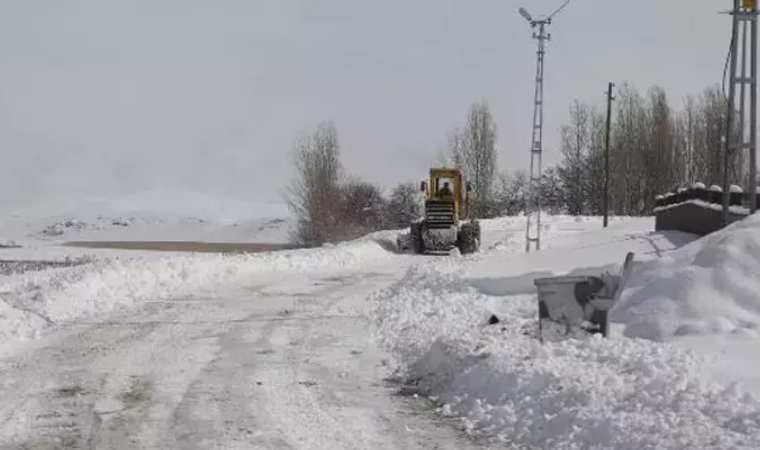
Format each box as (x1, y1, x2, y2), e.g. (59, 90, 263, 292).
(372, 265, 760, 449)
(613, 214, 760, 341)
(0, 239, 392, 345)
(372, 215, 760, 448)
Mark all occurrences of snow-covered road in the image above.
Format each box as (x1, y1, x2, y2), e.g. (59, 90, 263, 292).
(3, 215, 760, 448)
(0, 266, 479, 449)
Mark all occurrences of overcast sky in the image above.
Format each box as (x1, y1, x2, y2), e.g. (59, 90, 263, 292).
(0, 0, 734, 212)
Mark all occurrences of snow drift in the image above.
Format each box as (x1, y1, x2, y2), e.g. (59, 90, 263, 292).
(0, 239, 393, 344)
(613, 214, 760, 341)
(372, 263, 760, 449)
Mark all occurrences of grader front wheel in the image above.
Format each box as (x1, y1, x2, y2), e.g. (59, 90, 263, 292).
(410, 221, 425, 254)
(457, 221, 480, 254)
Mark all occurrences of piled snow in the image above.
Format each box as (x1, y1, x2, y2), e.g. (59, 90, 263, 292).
(613, 214, 760, 341)
(0, 239, 393, 344)
(476, 215, 631, 253)
(653, 198, 749, 215)
(464, 217, 683, 284)
(372, 264, 760, 449)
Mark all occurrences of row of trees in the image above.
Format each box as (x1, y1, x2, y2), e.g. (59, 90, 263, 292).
(286, 123, 422, 246)
(287, 101, 500, 246)
(447, 101, 498, 217)
(286, 83, 742, 245)
(554, 83, 746, 216)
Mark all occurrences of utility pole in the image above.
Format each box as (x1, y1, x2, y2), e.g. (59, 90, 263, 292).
(603, 82, 615, 228)
(723, 0, 758, 224)
(751, 0, 758, 214)
(525, 19, 547, 252)
(518, 0, 571, 252)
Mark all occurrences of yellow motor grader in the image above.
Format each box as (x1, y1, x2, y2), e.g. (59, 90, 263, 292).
(405, 168, 481, 254)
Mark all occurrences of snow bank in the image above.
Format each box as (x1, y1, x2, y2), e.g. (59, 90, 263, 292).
(0, 240, 393, 343)
(613, 214, 760, 341)
(372, 264, 760, 449)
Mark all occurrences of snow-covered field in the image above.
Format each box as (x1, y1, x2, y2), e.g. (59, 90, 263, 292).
(1, 212, 759, 448)
(0, 189, 292, 250)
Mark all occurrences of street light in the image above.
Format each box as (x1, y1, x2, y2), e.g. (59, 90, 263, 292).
(518, 0, 572, 252)
(518, 7, 533, 24)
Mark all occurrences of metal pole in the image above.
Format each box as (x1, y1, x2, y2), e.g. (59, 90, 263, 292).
(751, 2, 758, 214)
(723, 0, 740, 226)
(739, 18, 748, 167)
(526, 22, 548, 252)
(603, 82, 614, 228)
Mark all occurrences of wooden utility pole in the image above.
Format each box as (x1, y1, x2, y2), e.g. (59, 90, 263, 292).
(603, 82, 615, 228)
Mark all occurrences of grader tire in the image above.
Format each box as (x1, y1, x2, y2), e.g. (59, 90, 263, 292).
(410, 221, 425, 254)
(457, 222, 479, 255)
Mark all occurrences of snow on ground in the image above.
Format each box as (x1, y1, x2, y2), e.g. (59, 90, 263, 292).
(613, 214, 760, 341)
(0, 215, 292, 249)
(372, 214, 760, 448)
(372, 265, 760, 449)
(0, 189, 292, 247)
(3, 211, 760, 448)
(0, 239, 391, 351)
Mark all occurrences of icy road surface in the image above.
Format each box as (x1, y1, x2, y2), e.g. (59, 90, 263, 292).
(0, 267, 477, 449)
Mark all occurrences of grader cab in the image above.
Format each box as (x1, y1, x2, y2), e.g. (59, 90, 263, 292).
(408, 168, 481, 254)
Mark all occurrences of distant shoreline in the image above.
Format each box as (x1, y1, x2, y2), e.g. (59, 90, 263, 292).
(64, 241, 295, 254)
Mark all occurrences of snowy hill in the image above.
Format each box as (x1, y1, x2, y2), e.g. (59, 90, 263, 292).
(0, 189, 292, 245)
(2, 188, 288, 223)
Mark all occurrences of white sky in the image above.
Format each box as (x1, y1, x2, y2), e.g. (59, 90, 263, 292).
(0, 0, 734, 212)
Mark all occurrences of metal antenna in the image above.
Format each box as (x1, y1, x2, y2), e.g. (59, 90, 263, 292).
(519, 1, 571, 252)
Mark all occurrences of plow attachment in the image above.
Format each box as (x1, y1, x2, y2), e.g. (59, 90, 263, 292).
(533, 252, 635, 341)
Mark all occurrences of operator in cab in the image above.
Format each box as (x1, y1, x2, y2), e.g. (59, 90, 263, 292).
(439, 181, 453, 197)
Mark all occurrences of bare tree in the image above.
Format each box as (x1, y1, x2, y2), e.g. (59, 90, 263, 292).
(286, 122, 342, 247)
(699, 86, 729, 185)
(385, 182, 422, 229)
(494, 171, 528, 216)
(541, 167, 565, 215)
(679, 95, 699, 185)
(558, 100, 591, 215)
(643, 86, 675, 211)
(587, 107, 607, 215)
(338, 178, 387, 240)
(449, 100, 498, 217)
(608, 83, 648, 214)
